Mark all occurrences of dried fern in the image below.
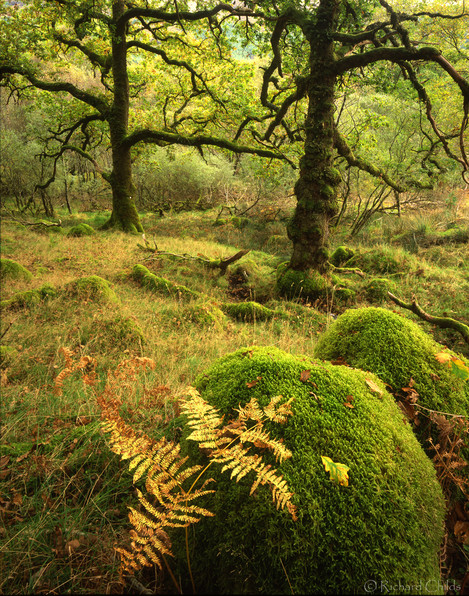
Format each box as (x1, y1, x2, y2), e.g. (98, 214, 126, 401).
(55, 350, 299, 584)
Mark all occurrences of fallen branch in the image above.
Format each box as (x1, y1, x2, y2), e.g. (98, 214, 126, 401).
(4, 217, 62, 228)
(387, 292, 469, 345)
(332, 266, 366, 278)
(137, 236, 250, 275)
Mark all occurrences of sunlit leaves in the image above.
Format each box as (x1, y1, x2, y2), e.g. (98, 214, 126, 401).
(321, 456, 350, 487)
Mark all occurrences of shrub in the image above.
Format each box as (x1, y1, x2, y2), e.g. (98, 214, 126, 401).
(0, 258, 32, 281)
(315, 307, 469, 419)
(174, 346, 445, 595)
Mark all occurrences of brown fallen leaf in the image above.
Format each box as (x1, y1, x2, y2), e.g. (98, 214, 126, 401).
(300, 370, 311, 382)
(365, 379, 383, 397)
(246, 376, 262, 388)
(454, 521, 469, 545)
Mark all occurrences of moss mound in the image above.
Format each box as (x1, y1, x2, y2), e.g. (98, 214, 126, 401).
(79, 315, 145, 353)
(221, 301, 275, 322)
(330, 245, 355, 266)
(131, 264, 200, 301)
(276, 263, 329, 300)
(176, 346, 445, 594)
(180, 303, 227, 329)
(315, 307, 469, 419)
(1, 289, 42, 310)
(365, 277, 396, 303)
(64, 275, 118, 303)
(66, 223, 96, 237)
(347, 247, 408, 275)
(0, 258, 33, 281)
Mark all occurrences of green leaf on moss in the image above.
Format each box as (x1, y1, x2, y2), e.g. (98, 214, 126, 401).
(321, 456, 350, 486)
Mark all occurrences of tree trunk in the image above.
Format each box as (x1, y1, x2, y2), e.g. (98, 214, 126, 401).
(102, 0, 143, 233)
(287, 0, 340, 273)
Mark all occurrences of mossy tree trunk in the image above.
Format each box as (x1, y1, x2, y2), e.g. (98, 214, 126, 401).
(287, 0, 340, 273)
(102, 0, 143, 234)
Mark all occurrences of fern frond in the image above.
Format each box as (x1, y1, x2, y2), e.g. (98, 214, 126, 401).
(235, 425, 293, 463)
(263, 395, 295, 423)
(236, 397, 264, 423)
(181, 387, 223, 448)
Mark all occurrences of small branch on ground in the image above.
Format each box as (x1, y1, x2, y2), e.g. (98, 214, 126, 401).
(332, 266, 366, 278)
(387, 292, 469, 344)
(4, 217, 62, 228)
(137, 239, 250, 275)
(0, 321, 13, 341)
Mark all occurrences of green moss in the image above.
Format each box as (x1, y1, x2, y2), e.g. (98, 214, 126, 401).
(0, 258, 33, 281)
(276, 264, 329, 300)
(365, 278, 396, 303)
(230, 216, 250, 229)
(174, 346, 445, 594)
(265, 234, 291, 254)
(330, 246, 355, 267)
(131, 264, 200, 301)
(347, 248, 406, 275)
(39, 283, 58, 299)
(265, 299, 330, 333)
(1, 289, 42, 310)
(66, 223, 96, 237)
(335, 286, 356, 304)
(221, 301, 275, 322)
(315, 307, 469, 419)
(230, 258, 277, 303)
(64, 275, 118, 304)
(0, 345, 18, 366)
(180, 303, 227, 330)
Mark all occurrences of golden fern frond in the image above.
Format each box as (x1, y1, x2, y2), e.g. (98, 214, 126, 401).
(234, 425, 293, 463)
(263, 395, 295, 423)
(181, 387, 224, 448)
(54, 348, 97, 396)
(236, 397, 264, 423)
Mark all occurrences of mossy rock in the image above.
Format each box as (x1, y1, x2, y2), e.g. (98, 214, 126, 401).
(39, 283, 58, 299)
(174, 346, 445, 594)
(66, 223, 96, 237)
(230, 258, 277, 303)
(131, 264, 200, 301)
(315, 307, 469, 420)
(179, 303, 227, 330)
(64, 275, 118, 303)
(330, 245, 355, 267)
(1, 289, 42, 310)
(230, 216, 250, 229)
(221, 301, 275, 322)
(365, 278, 397, 303)
(347, 248, 405, 275)
(334, 286, 357, 304)
(0, 258, 33, 281)
(79, 315, 145, 352)
(276, 263, 329, 300)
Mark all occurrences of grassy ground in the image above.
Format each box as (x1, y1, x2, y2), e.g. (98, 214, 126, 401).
(1, 197, 468, 594)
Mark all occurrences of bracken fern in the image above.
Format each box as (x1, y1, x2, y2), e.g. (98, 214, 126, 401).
(54, 349, 297, 585)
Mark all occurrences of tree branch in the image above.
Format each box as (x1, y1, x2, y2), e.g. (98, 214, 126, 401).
(387, 292, 469, 345)
(334, 46, 441, 74)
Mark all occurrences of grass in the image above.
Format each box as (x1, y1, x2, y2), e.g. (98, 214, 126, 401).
(1, 197, 468, 593)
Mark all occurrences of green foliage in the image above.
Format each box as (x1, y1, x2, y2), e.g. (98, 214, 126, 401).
(64, 275, 118, 304)
(0, 258, 33, 281)
(174, 345, 445, 595)
(67, 223, 96, 237)
(315, 307, 469, 419)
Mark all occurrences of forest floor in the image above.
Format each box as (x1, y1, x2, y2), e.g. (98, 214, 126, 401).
(0, 196, 468, 594)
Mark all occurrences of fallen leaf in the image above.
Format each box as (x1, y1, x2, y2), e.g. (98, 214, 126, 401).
(0, 455, 10, 469)
(366, 379, 383, 397)
(454, 521, 469, 545)
(435, 352, 452, 364)
(246, 376, 262, 388)
(65, 539, 81, 555)
(300, 370, 311, 382)
(343, 395, 354, 409)
(321, 456, 350, 487)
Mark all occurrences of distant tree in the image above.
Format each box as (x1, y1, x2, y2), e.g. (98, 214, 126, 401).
(0, 0, 285, 232)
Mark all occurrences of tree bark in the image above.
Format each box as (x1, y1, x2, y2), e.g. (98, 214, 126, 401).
(102, 0, 143, 233)
(287, 0, 340, 273)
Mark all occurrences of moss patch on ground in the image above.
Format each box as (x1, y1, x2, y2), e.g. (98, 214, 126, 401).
(0, 258, 33, 281)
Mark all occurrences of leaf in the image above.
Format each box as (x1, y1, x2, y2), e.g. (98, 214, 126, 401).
(246, 376, 262, 388)
(365, 378, 383, 398)
(449, 358, 469, 381)
(321, 456, 350, 487)
(343, 395, 354, 409)
(435, 352, 452, 364)
(300, 370, 311, 382)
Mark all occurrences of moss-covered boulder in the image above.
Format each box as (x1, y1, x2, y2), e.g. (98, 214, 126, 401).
(1, 289, 42, 310)
(365, 278, 396, 303)
(330, 245, 355, 267)
(131, 264, 200, 301)
(180, 303, 227, 330)
(347, 247, 407, 275)
(315, 307, 469, 419)
(0, 258, 33, 281)
(221, 301, 275, 322)
(175, 346, 445, 594)
(64, 275, 118, 304)
(276, 262, 329, 300)
(66, 223, 96, 237)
